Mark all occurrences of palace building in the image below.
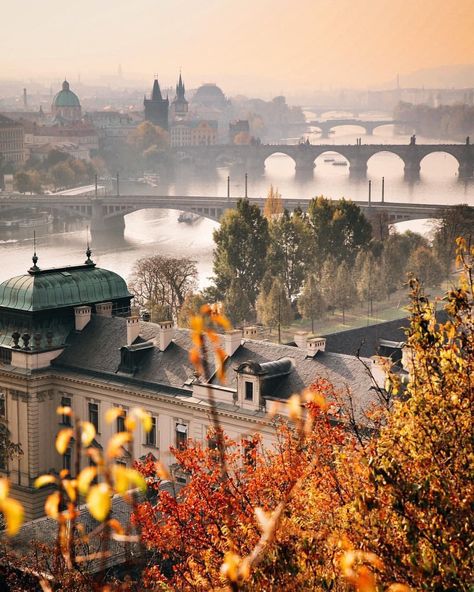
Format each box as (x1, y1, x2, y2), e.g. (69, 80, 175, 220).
(0, 252, 380, 519)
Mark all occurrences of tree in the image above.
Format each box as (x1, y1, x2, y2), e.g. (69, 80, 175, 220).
(127, 121, 169, 153)
(129, 255, 198, 321)
(223, 278, 253, 326)
(212, 199, 269, 305)
(406, 246, 443, 287)
(135, 382, 353, 591)
(356, 251, 387, 317)
(177, 292, 208, 328)
(263, 185, 283, 220)
(256, 278, 292, 342)
(307, 196, 372, 272)
(432, 204, 474, 280)
(333, 261, 357, 324)
(50, 161, 75, 189)
(297, 274, 326, 333)
(266, 209, 313, 301)
(382, 230, 428, 294)
(352, 242, 474, 590)
(14, 172, 31, 193)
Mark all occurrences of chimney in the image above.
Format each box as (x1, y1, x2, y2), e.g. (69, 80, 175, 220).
(157, 321, 173, 351)
(243, 326, 258, 339)
(223, 329, 242, 357)
(126, 316, 140, 346)
(75, 306, 91, 331)
(306, 337, 326, 358)
(294, 331, 309, 349)
(96, 301, 113, 317)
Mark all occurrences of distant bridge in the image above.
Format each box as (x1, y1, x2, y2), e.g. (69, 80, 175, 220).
(0, 193, 468, 237)
(171, 141, 474, 180)
(289, 119, 403, 138)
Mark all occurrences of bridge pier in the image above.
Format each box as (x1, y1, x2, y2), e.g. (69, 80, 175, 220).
(404, 160, 421, 182)
(349, 157, 368, 179)
(91, 200, 125, 238)
(458, 158, 474, 179)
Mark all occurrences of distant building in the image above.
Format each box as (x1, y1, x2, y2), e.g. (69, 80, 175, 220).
(190, 83, 232, 143)
(51, 80, 82, 123)
(170, 74, 188, 121)
(0, 114, 25, 164)
(23, 121, 99, 160)
(170, 119, 218, 147)
(229, 119, 251, 144)
(144, 78, 169, 130)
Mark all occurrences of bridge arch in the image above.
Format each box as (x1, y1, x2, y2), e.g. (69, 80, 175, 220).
(367, 150, 406, 177)
(314, 150, 351, 172)
(0, 203, 92, 221)
(419, 150, 460, 178)
(326, 123, 368, 136)
(263, 151, 297, 172)
(104, 204, 225, 225)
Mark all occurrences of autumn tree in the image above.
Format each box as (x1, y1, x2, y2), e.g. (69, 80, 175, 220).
(351, 240, 474, 590)
(256, 278, 292, 342)
(356, 251, 387, 317)
(129, 255, 198, 321)
(263, 185, 283, 220)
(127, 121, 169, 154)
(212, 199, 269, 306)
(432, 204, 474, 280)
(177, 292, 207, 328)
(381, 230, 428, 294)
(223, 278, 253, 326)
(406, 245, 443, 287)
(297, 274, 326, 333)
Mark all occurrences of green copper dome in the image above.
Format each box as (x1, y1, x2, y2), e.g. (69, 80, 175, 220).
(52, 80, 81, 108)
(0, 263, 132, 312)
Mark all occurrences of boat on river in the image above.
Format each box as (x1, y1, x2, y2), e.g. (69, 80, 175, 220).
(178, 212, 200, 224)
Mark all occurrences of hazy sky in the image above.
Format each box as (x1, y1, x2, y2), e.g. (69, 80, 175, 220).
(2, 0, 473, 93)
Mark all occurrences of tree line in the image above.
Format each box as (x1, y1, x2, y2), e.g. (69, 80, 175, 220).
(395, 101, 474, 141)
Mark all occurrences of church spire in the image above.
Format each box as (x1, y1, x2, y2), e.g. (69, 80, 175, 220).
(151, 76, 163, 101)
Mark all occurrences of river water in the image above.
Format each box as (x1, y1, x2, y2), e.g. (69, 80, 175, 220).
(1, 115, 473, 288)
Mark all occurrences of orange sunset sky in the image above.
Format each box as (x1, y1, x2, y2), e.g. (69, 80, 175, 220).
(2, 0, 474, 92)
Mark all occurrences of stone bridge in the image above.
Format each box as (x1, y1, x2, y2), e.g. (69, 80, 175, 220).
(172, 141, 474, 180)
(306, 119, 403, 138)
(0, 193, 469, 238)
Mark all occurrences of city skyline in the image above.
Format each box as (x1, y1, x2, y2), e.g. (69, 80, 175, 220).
(2, 0, 474, 94)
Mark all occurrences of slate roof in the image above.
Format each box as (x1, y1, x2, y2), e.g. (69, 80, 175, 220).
(54, 316, 377, 418)
(321, 311, 448, 358)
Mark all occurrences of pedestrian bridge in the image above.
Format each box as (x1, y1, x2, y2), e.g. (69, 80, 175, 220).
(0, 192, 467, 237)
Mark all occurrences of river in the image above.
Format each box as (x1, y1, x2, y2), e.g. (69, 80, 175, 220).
(1, 114, 473, 288)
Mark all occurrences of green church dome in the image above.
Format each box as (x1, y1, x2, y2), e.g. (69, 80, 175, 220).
(52, 80, 81, 108)
(0, 261, 132, 312)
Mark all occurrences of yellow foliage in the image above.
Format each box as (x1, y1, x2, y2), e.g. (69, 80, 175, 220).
(87, 483, 111, 522)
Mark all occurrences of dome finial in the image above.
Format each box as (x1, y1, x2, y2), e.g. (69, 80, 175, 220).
(85, 226, 94, 265)
(29, 231, 40, 273)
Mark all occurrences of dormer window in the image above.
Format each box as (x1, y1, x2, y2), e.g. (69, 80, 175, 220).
(245, 381, 254, 401)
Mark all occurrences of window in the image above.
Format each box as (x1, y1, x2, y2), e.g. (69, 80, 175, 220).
(116, 408, 126, 433)
(63, 447, 72, 473)
(145, 417, 157, 447)
(60, 396, 71, 425)
(0, 393, 5, 418)
(88, 402, 99, 432)
(175, 423, 188, 449)
(245, 381, 254, 401)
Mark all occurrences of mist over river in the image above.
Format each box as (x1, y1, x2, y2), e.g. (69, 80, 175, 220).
(1, 115, 473, 288)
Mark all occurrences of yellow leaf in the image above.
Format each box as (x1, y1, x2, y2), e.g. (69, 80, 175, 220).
(34, 475, 57, 489)
(112, 466, 146, 494)
(1, 497, 24, 536)
(80, 421, 96, 447)
(86, 447, 102, 466)
(87, 483, 111, 522)
(356, 566, 377, 592)
(124, 416, 137, 431)
(220, 551, 241, 582)
(287, 394, 302, 422)
(63, 479, 77, 502)
(131, 408, 152, 433)
(107, 432, 131, 458)
(45, 491, 61, 519)
(105, 407, 125, 424)
(0, 477, 10, 502)
(56, 406, 72, 417)
(387, 586, 411, 592)
(77, 466, 98, 496)
(55, 428, 73, 455)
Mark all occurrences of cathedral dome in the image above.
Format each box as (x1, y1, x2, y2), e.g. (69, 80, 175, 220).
(52, 80, 81, 109)
(192, 84, 228, 109)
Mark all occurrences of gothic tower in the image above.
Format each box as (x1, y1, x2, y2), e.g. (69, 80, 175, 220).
(144, 77, 169, 130)
(171, 73, 188, 121)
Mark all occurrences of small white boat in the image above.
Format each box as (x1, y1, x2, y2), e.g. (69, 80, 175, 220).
(178, 212, 200, 224)
(332, 161, 348, 167)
